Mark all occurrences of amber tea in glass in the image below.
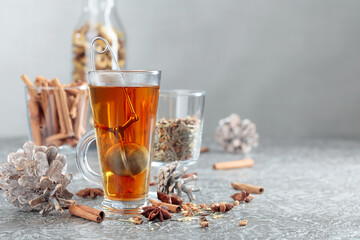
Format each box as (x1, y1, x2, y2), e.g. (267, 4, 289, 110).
(76, 70, 161, 213)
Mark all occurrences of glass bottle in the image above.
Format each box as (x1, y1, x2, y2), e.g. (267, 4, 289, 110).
(72, 0, 126, 83)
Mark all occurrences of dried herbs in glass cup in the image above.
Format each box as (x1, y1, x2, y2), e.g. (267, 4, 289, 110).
(152, 89, 206, 166)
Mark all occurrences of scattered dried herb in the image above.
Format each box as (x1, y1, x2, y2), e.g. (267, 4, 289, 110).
(131, 215, 144, 225)
(200, 216, 210, 228)
(239, 220, 248, 226)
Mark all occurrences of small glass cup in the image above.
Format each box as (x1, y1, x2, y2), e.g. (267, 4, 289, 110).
(25, 84, 90, 149)
(152, 89, 206, 166)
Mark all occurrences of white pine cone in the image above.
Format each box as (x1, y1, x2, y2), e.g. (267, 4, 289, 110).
(215, 113, 259, 154)
(156, 161, 200, 201)
(0, 141, 74, 214)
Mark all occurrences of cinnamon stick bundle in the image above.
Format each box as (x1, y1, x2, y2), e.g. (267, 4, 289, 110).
(213, 158, 254, 170)
(68, 204, 105, 223)
(21, 74, 89, 147)
(148, 198, 181, 213)
(231, 183, 264, 194)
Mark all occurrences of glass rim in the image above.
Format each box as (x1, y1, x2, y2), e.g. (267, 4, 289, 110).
(87, 70, 161, 75)
(160, 89, 206, 97)
(25, 84, 88, 90)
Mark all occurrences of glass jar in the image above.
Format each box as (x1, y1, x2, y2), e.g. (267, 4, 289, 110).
(152, 90, 206, 166)
(72, 0, 126, 83)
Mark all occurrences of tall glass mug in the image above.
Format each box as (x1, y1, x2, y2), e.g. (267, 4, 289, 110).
(76, 70, 161, 213)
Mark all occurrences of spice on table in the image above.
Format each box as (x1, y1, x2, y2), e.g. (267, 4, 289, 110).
(213, 158, 254, 170)
(68, 204, 105, 223)
(157, 191, 184, 205)
(148, 199, 181, 213)
(200, 147, 209, 153)
(130, 215, 144, 225)
(76, 188, 104, 199)
(231, 191, 255, 203)
(234, 200, 240, 206)
(239, 220, 248, 226)
(182, 210, 194, 217)
(200, 216, 210, 227)
(200, 203, 211, 211)
(182, 202, 201, 213)
(212, 214, 223, 219)
(141, 205, 172, 222)
(231, 183, 264, 194)
(209, 202, 233, 213)
(153, 116, 201, 162)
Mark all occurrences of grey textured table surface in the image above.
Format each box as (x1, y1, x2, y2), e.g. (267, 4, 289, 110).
(0, 137, 359, 240)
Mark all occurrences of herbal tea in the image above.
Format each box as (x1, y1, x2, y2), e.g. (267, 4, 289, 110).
(89, 85, 159, 201)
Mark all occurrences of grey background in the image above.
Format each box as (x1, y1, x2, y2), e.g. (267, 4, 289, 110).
(1, 0, 360, 138)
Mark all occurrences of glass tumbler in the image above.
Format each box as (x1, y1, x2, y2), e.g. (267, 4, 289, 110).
(152, 89, 206, 166)
(76, 70, 160, 214)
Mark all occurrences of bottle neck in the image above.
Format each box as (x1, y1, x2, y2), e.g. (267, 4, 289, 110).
(84, 0, 115, 15)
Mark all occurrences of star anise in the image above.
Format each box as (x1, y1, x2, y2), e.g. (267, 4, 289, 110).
(141, 205, 172, 222)
(76, 188, 104, 199)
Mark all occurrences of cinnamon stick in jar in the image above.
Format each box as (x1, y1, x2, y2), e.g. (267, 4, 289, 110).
(21, 74, 40, 101)
(51, 78, 75, 136)
(22, 74, 89, 148)
(34, 76, 53, 137)
(28, 98, 43, 146)
(213, 158, 254, 170)
(231, 183, 264, 194)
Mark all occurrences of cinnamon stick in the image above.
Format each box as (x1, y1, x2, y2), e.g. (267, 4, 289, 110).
(50, 79, 67, 134)
(65, 88, 79, 96)
(68, 204, 105, 223)
(200, 147, 209, 153)
(45, 133, 68, 143)
(231, 183, 264, 194)
(35, 76, 53, 137)
(74, 89, 88, 139)
(21, 74, 40, 101)
(66, 137, 78, 148)
(69, 92, 81, 119)
(52, 78, 74, 136)
(213, 158, 254, 170)
(28, 98, 42, 146)
(48, 89, 59, 134)
(148, 199, 181, 213)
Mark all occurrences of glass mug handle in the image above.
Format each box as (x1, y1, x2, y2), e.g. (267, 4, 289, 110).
(75, 129, 102, 186)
